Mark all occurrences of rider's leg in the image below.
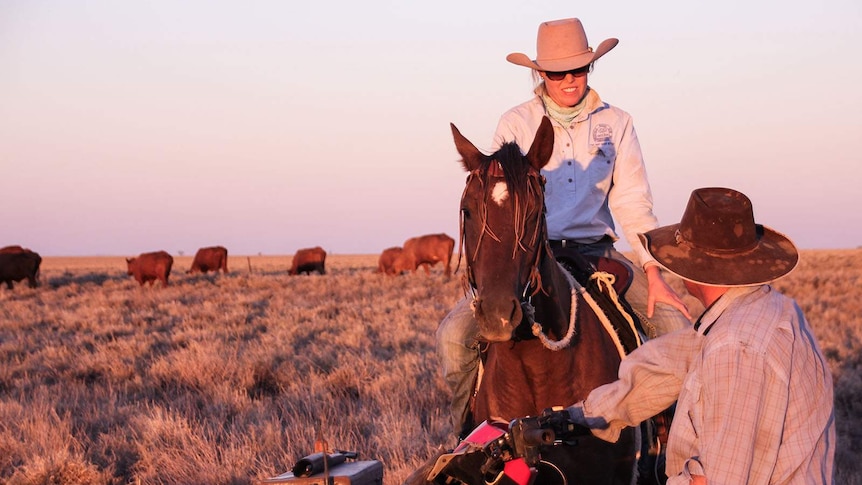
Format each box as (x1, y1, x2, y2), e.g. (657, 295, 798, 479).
(436, 297, 481, 439)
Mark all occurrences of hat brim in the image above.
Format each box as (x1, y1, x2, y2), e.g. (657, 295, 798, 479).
(507, 38, 618, 72)
(638, 224, 799, 287)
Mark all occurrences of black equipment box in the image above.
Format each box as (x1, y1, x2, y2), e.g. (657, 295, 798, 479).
(264, 460, 383, 485)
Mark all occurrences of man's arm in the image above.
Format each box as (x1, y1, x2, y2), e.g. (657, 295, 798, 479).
(567, 330, 699, 441)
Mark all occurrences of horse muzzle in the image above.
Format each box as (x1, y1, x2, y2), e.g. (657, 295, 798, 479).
(472, 296, 523, 342)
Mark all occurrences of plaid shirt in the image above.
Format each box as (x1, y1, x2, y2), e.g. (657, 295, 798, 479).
(581, 285, 835, 484)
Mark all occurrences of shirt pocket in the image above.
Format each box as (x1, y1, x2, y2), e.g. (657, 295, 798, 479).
(587, 144, 615, 189)
(679, 374, 704, 439)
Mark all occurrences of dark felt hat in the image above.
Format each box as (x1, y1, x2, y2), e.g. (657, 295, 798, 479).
(638, 187, 799, 286)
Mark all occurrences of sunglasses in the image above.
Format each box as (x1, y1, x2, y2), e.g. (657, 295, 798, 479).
(544, 65, 591, 81)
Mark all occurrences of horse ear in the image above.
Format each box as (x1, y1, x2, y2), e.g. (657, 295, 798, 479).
(451, 123, 484, 172)
(526, 116, 554, 170)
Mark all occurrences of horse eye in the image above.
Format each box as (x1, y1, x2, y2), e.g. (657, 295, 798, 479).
(461, 208, 471, 219)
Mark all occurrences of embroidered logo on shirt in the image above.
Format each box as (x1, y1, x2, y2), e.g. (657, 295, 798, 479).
(592, 123, 613, 145)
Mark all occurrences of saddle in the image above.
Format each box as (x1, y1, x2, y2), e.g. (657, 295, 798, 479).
(553, 248, 645, 355)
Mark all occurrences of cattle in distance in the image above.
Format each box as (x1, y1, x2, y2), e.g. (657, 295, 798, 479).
(188, 246, 229, 274)
(377, 246, 406, 275)
(0, 245, 42, 289)
(399, 233, 455, 278)
(126, 251, 174, 286)
(289, 246, 327, 275)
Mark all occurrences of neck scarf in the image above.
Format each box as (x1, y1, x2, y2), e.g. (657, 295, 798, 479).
(541, 87, 591, 125)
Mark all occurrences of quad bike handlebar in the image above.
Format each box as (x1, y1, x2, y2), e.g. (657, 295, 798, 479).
(508, 407, 590, 467)
(425, 407, 591, 485)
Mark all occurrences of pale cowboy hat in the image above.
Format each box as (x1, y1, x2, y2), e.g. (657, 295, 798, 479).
(506, 18, 619, 72)
(638, 187, 799, 287)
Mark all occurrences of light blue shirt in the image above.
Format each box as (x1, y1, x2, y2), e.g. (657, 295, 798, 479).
(492, 89, 658, 268)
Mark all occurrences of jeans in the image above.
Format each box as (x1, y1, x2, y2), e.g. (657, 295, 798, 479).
(435, 242, 691, 437)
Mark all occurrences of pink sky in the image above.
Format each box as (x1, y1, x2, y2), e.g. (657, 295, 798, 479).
(2, 1, 861, 256)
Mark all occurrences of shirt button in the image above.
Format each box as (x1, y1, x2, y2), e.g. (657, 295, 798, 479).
(568, 178, 573, 183)
(567, 161, 572, 165)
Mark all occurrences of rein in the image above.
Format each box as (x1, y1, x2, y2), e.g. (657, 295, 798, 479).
(524, 263, 578, 350)
(526, 265, 629, 358)
(460, 160, 544, 290)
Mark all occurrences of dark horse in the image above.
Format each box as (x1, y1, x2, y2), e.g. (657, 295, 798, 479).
(408, 117, 640, 485)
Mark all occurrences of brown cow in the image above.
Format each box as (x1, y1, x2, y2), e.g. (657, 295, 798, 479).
(126, 251, 174, 286)
(188, 246, 228, 274)
(377, 246, 407, 275)
(289, 246, 326, 275)
(400, 233, 455, 278)
(0, 245, 42, 289)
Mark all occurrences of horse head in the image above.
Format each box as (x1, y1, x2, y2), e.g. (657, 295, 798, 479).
(451, 117, 556, 342)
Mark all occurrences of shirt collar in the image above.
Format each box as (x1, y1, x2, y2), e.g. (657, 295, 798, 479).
(694, 286, 763, 336)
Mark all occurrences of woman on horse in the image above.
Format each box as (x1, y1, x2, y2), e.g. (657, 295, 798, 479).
(437, 16, 692, 440)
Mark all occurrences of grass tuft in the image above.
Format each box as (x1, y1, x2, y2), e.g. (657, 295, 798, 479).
(0, 251, 859, 484)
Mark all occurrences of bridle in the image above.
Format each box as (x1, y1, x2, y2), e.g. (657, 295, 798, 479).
(458, 158, 577, 349)
(458, 159, 544, 296)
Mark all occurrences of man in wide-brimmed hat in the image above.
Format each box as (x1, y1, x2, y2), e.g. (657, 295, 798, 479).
(437, 16, 692, 441)
(561, 187, 835, 484)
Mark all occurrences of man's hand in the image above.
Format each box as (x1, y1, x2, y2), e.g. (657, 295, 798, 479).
(565, 402, 610, 429)
(540, 406, 590, 441)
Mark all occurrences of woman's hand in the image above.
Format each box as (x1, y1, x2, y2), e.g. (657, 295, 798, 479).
(644, 264, 691, 320)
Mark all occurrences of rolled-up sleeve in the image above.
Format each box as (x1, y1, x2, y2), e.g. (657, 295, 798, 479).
(582, 329, 700, 442)
(606, 118, 658, 269)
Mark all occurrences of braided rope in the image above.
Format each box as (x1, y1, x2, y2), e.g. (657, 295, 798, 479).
(525, 265, 635, 359)
(589, 271, 643, 349)
(579, 278, 628, 360)
(528, 264, 578, 351)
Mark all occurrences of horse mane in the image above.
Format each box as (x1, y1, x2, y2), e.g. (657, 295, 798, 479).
(482, 142, 536, 205)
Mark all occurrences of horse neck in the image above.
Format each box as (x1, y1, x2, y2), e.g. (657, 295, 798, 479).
(529, 246, 574, 339)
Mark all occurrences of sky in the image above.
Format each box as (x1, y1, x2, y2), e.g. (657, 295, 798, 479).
(2, 0, 861, 256)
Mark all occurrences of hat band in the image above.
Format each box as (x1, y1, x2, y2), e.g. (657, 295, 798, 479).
(674, 228, 760, 255)
(539, 47, 592, 63)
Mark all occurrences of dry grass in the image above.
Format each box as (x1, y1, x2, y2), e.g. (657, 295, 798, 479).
(0, 250, 859, 484)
